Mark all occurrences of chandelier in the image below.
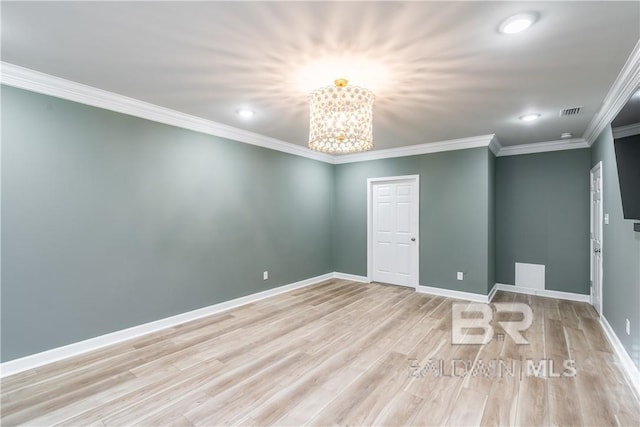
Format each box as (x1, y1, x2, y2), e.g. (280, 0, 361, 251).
(308, 78, 374, 154)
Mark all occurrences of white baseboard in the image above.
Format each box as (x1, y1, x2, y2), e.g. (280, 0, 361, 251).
(493, 283, 590, 303)
(332, 272, 370, 283)
(600, 316, 640, 401)
(487, 283, 498, 302)
(417, 285, 490, 303)
(0, 274, 600, 380)
(0, 272, 334, 378)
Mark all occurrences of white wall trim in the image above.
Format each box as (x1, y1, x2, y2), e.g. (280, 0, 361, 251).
(493, 283, 639, 399)
(0, 272, 334, 378)
(332, 272, 370, 283)
(612, 122, 640, 139)
(487, 283, 499, 302)
(3, 62, 622, 164)
(0, 62, 334, 164)
(0, 62, 496, 165)
(493, 283, 590, 303)
(2, 272, 627, 386)
(488, 135, 502, 156)
(590, 161, 604, 316)
(583, 39, 640, 145)
(417, 285, 490, 303)
(334, 134, 495, 164)
(600, 315, 640, 401)
(496, 138, 590, 157)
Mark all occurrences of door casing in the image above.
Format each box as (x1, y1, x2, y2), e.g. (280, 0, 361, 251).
(367, 175, 420, 289)
(590, 161, 603, 316)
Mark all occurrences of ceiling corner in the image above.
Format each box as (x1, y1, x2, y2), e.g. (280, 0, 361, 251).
(583, 38, 640, 146)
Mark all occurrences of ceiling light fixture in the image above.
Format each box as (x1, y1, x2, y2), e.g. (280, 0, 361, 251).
(519, 113, 541, 122)
(236, 109, 254, 118)
(308, 78, 374, 154)
(499, 12, 538, 34)
(561, 132, 573, 139)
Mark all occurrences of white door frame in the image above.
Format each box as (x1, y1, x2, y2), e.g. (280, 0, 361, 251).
(590, 161, 603, 315)
(367, 175, 420, 289)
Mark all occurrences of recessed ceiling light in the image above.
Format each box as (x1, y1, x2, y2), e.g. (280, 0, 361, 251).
(236, 109, 254, 118)
(499, 12, 538, 34)
(561, 132, 573, 139)
(519, 113, 541, 122)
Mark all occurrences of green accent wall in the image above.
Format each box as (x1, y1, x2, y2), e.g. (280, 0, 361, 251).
(1, 86, 334, 361)
(495, 149, 591, 294)
(333, 147, 493, 296)
(2, 84, 613, 365)
(487, 149, 496, 294)
(591, 126, 640, 369)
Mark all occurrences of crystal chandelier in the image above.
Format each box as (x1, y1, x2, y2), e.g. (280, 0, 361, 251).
(308, 78, 374, 154)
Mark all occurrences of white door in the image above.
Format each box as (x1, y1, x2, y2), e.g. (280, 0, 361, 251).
(590, 162, 603, 315)
(368, 176, 419, 288)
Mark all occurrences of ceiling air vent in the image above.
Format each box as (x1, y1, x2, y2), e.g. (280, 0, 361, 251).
(559, 106, 582, 117)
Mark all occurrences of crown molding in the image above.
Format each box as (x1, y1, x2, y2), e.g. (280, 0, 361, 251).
(332, 134, 496, 164)
(0, 62, 334, 164)
(583, 39, 640, 145)
(612, 122, 640, 139)
(3, 62, 627, 164)
(488, 135, 502, 156)
(1, 62, 496, 164)
(496, 138, 590, 157)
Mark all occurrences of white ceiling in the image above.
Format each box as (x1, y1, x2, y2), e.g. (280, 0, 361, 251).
(2, 1, 639, 150)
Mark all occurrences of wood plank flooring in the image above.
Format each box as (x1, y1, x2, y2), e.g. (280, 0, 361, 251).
(1, 279, 639, 426)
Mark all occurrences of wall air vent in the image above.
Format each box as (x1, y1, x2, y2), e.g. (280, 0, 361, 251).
(559, 106, 582, 116)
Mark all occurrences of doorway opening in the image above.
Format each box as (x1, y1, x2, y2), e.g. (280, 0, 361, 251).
(367, 175, 420, 288)
(590, 161, 603, 315)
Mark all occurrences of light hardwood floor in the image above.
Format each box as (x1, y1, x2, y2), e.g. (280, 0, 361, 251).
(1, 279, 639, 426)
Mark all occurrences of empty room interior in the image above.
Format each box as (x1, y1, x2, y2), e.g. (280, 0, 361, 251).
(2, 1, 640, 426)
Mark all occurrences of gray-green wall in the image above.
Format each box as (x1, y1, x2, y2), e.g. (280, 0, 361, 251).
(487, 150, 496, 294)
(591, 126, 640, 369)
(3, 84, 618, 365)
(333, 147, 494, 296)
(495, 149, 591, 294)
(1, 86, 334, 361)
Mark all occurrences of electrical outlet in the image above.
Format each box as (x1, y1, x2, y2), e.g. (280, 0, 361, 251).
(626, 318, 631, 335)
(263, 271, 268, 281)
(604, 213, 609, 225)
(457, 272, 464, 281)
